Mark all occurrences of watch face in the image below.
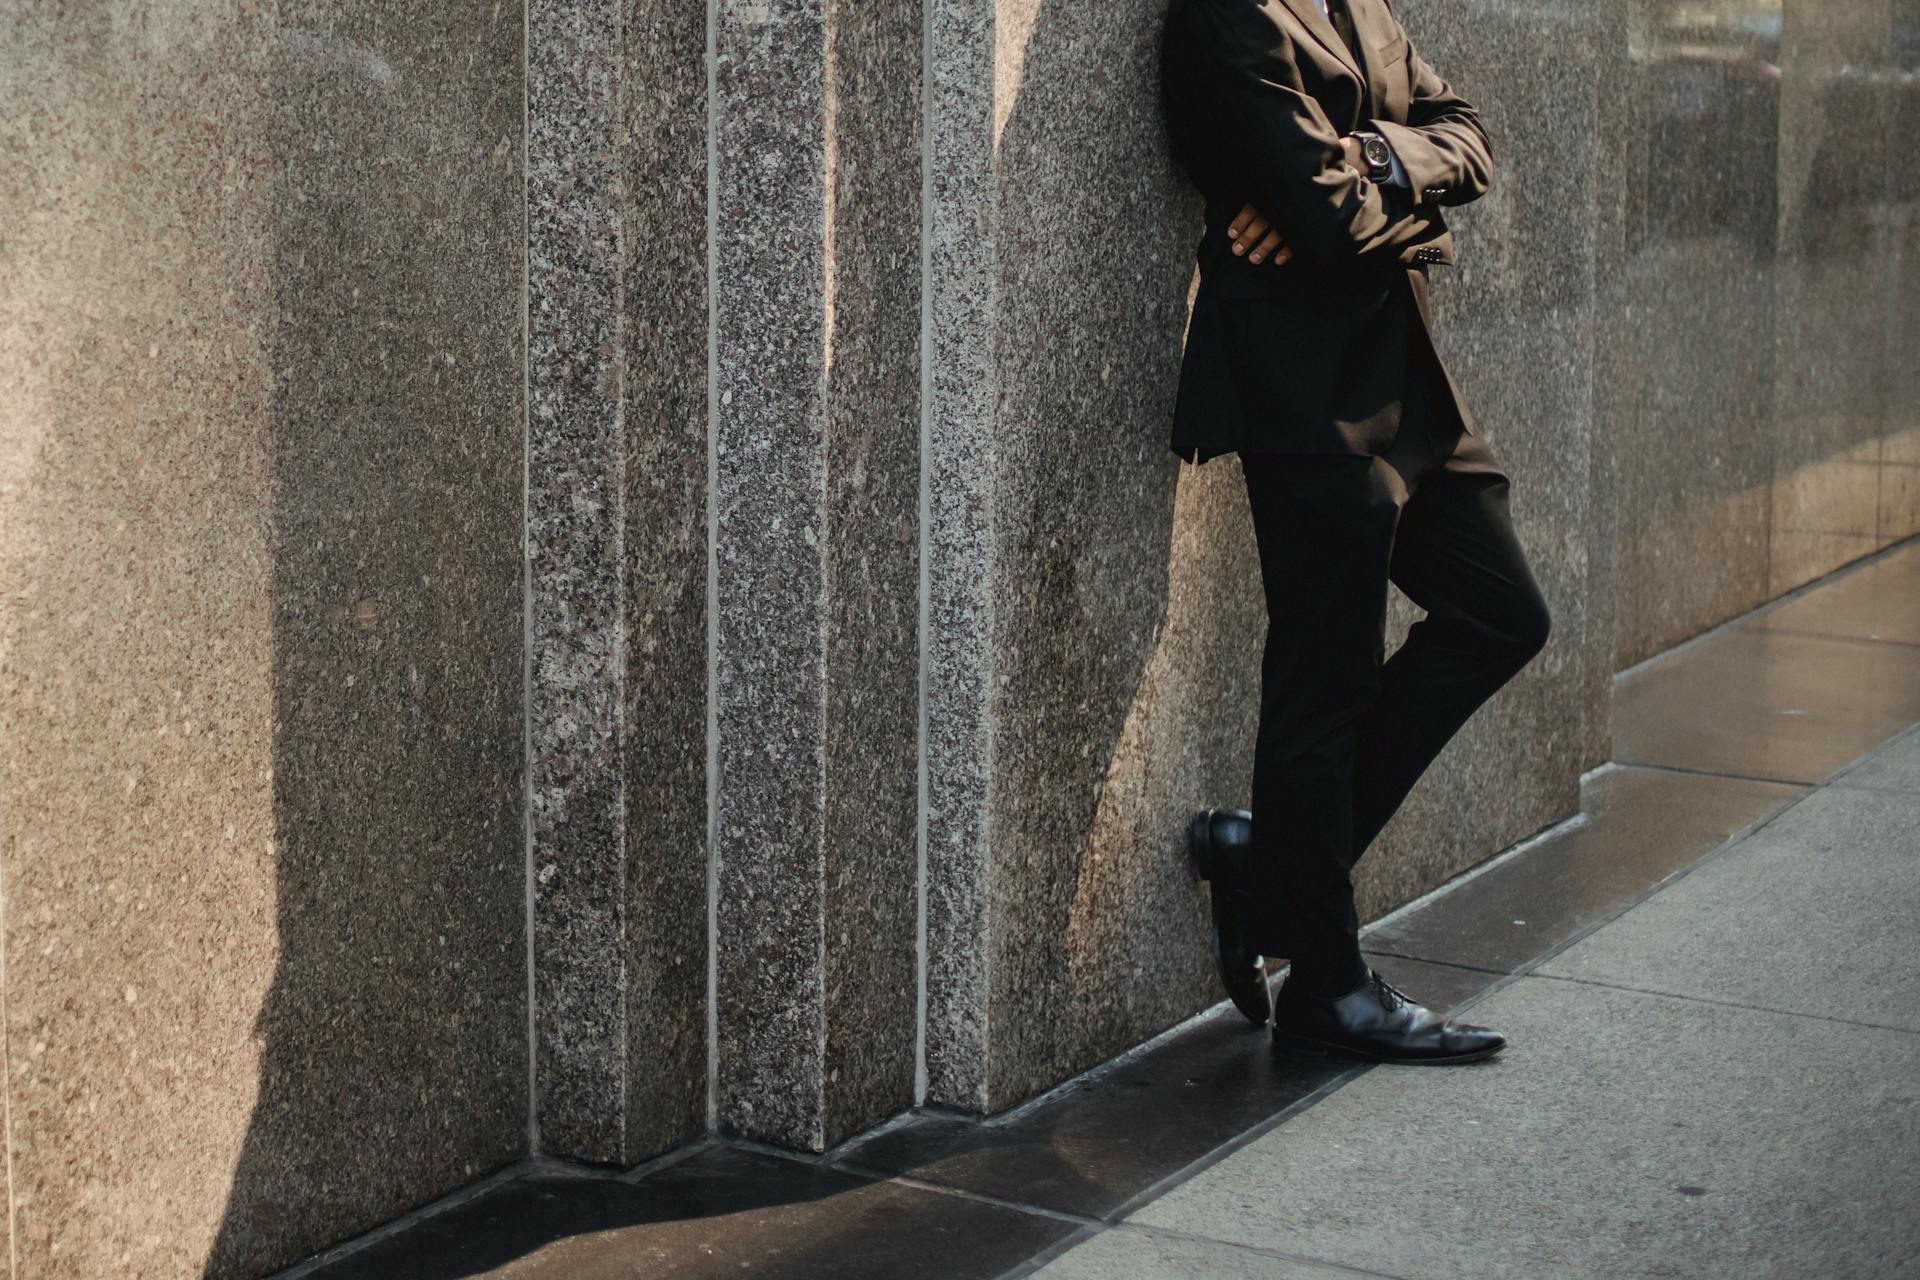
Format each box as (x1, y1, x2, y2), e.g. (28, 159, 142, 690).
(1362, 136, 1390, 166)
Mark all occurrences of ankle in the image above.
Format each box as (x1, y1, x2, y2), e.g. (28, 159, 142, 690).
(1282, 962, 1370, 1002)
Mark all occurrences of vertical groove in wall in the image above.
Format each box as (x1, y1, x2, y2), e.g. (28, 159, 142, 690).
(2, 823, 16, 1275)
(704, 0, 721, 1133)
(611, 0, 631, 1151)
(912, 0, 934, 1107)
(816, 0, 838, 1137)
(973, 3, 1000, 1110)
(521, 0, 540, 1158)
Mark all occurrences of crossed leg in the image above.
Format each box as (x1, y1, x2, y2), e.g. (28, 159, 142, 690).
(1347, 430, 1553, 865)
(1239, 421, 1550, 997)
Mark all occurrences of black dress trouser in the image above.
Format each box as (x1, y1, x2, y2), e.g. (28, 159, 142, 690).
(1237, 307, 1553, 999)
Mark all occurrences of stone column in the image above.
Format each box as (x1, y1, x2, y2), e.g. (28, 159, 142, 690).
(709, 0, 924, 1150)
(526, 0, 710, 1164)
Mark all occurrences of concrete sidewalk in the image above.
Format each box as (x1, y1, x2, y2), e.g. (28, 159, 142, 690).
(1029, 732, 1920, 1279)
(288, 539, 1920, 1280)
(1023, 545, 1920, 1280)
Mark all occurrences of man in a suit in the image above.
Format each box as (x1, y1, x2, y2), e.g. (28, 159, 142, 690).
(1161, 0, 1552, 1063)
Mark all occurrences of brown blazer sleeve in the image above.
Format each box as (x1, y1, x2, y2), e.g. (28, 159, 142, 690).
(1365, 33, 1494, 208)
(1172, 1, 1420, 261)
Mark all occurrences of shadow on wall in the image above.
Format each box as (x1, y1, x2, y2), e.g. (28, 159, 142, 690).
(222, 0, 1218, 1269)
(935, 0, 1251, 1114)
(204, 10, 527, 1278)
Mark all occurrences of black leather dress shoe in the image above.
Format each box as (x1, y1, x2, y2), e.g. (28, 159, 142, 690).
(1186, 807, 1272, 1025)
(1271, 967, 1506, 1064)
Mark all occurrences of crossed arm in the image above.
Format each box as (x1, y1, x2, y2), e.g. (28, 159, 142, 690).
(1183, 1, 1493, 267)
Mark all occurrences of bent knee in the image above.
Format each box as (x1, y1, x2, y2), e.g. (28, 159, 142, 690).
(1503, 590, 1553, 662)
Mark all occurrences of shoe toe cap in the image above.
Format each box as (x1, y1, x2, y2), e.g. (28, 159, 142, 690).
(1445, 1021, 1506, 1054)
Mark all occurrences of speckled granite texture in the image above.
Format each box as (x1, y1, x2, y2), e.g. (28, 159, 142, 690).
(527, 0, 631, 1164)
(525, 0, 712, 1166)
(1610, 0, 1920, 665)
(5, 0, 1920, 1271)
(925, 0, 1265, 1109)
(0, 2, 528, 1277)
(927, 0, 1602, 1111)
(710, 0, 922, 1150)
(616, 0, 712, 1166)
(526, 0, 714, 1174)
(922, 0, 1001, 1114)
(1766, 0, 1900, 594)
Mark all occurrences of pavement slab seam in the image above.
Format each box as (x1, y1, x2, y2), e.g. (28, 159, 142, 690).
(611, 1132, 728, 1184)
(1604, 759, 1820, 790)
(830, 1166, 1106, 1229)
(1091, 1064, 1375, 1224)
(1352, 810, 1594, 936)
(1516, 969, 1920, 1037)
(1002, 1219, 1423, 1280)
(731, 1133, 1117, 1230)
(1111, 1221, 1421, 1280)
(1828, 720, 1920, 790)
(1755, 627, 1920, 652)
(1356, 951, 1511, 978)
(1435, 770, 1848, 1022)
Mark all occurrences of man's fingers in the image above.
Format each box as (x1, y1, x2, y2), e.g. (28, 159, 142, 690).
(1232, 211, 1270, 256)
(1229, 203, 1268, 251)
(1229, 202, 1289, 264)
(1248, 227, 1290, 265)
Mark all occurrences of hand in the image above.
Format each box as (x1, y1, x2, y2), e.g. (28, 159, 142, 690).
(1227, 203, 1292, 266)
(1339, 134, 1364, 172)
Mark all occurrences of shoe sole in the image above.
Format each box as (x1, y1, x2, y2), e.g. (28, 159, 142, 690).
(1270, 1027, 1506, 1065)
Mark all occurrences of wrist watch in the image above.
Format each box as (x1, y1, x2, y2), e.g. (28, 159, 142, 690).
(1350, 130, 1393, 183)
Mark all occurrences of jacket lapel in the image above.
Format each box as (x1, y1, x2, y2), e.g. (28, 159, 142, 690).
(1267, 0, 1365, 88)
(1343, 0, 1400, 119)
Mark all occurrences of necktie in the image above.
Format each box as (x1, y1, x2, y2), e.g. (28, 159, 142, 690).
(1324, 0, 1359, 60)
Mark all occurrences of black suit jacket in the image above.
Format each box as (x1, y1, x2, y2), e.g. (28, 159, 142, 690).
(1159, 0, 1493, 461)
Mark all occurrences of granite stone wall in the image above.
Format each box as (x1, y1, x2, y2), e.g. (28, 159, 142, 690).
(1, 2, 529, 1277)
(922, 0, 1608, 1112)
(1609, 0, 1920, 666)
(707, 0, 925, 1152)
(524, 0, 712, 1167)
(3, 0, 1919, 1274)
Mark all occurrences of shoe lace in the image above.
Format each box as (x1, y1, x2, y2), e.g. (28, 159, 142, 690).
(1371, 971, 1412, 1013)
